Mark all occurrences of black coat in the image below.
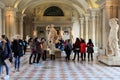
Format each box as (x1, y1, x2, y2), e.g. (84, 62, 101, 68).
(87, 43, 94, 53)
(12, 39, 23, 57)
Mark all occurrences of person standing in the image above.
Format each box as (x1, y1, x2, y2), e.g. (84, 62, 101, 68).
(80, 39, 87, 61)
(41, 38, 47, 61)
(12, 35, 23, 72)
(48, 41, 56, 60)
(23, 39, 28, 55)
(87, 39, 94, 61)
(64, 39, 72, 61)
(0, 35, 12, 79)
(35, 37, 42, 64)
(29, 38, 37, 64)
(72, 38, 80, 61)
(0, 39, 3, 77)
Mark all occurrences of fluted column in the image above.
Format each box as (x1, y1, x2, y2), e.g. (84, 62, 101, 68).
(91, 9, 96, 46)
(0, 8, 2, 35)
(79, 18, 84, 38)
(3, 7, 16, 40)
(85, 14, 90, 42)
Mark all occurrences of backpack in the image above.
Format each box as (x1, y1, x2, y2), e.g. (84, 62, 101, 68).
(4, 42, 12, 60)
(0, 42, 3, 56)
(23, 41, 25, 46)
(64, 45, 70, 51)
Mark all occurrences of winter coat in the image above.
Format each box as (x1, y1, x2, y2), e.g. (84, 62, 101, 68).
(87, 43, 94, 53)
(80, 43, 86, 53)
(12, 39, 23, 57)
(74, 41, 80, 48)
(36, 41, 42, 54)
(0, 42, 4, 64)
(64, 42, 72, 51)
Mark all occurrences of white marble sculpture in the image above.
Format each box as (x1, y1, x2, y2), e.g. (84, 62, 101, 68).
(108, 18, 119, 56)
(26, 35, 30, 42)
(46, 24, 58, 43)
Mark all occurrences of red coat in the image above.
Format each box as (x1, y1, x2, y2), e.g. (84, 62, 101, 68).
(80, 43, 86, 53)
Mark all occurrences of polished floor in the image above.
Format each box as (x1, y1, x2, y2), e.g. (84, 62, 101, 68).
(2, 52, 120, 80)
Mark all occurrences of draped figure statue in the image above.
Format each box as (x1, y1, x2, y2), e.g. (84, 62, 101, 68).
(108, 18, 119, 56)
(46, 24, 58, 44)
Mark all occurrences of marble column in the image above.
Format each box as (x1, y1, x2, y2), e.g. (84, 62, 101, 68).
(96, 11, 101, 47)
(79, 18, 84, 38)
(85, 14, 90, 42)
(3, 7, 16, 40)
(0, 8, 2, 35)
(72, 17, 80, 42)
(16, 12, 25, 39)
(91, 10, 96, 46)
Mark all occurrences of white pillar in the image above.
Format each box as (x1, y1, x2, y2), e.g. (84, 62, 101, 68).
(72, 17, 80, 42)
(16, 12, 25, 39)
(79, 18, 84, 38)
(0, 8, 2, 35)
(91, 10, 96, 46)
(85, 14, 90, 42)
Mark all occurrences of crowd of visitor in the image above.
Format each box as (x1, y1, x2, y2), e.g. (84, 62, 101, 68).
(0, 34, 94, 80)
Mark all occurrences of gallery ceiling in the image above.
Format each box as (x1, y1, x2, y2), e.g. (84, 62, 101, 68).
(0, 0, 99, 15)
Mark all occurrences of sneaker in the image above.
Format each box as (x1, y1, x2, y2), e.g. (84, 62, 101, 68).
(1, 74, 4, 79)
(4, 75, 9, 80)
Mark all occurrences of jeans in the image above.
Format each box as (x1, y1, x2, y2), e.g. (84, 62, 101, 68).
(65, 50, 71, 61)
(0, 64, 2, 75)
(88, 53, 93, 61)
(29, 53, 36, 64)
(73, 50, 80, 61)
(81, 53, 86, 61)
(4, 62, 9, 75)
(14, 56, 20, 71)
(0, 62, 9, 75)
(42, 50, 46, 61)
(37, 54, 41, 63)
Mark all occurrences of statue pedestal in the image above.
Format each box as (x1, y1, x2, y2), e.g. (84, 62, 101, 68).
(98, 55, 120, 67)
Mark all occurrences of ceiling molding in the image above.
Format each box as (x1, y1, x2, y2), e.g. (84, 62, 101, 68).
(0, 0, 100, 15)
(96, 0, 106, 6)
(0, 1, 5, 8)
(19, 0, 84, 16)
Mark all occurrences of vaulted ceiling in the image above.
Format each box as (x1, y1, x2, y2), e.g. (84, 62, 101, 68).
(0, 0, 99, 15)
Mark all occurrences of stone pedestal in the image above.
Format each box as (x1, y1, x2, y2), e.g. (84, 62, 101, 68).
(98, 55, 120, 67)
(46, 49, 61, 58)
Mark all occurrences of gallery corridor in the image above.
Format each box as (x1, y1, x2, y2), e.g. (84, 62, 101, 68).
(4, 52, 120, 80)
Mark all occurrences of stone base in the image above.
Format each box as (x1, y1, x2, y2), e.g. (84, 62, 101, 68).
(98, 55, 120, 67)
(46, 49, 61, 58)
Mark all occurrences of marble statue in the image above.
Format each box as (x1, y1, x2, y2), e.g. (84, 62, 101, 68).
(46, 24, 58, 44)
(26, 35, 30, 42)
(108, 18, 119, 56)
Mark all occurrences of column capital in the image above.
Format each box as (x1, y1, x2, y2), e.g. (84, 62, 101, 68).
(79, 17, 84, 24)
(85, 14, 90, 21)
(0, 1, 5, 8)
(91, 9, 98, 16)
(79, 17, 84, 20)
(3, 7, 17, 17)
(72, 17, 79, 23)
